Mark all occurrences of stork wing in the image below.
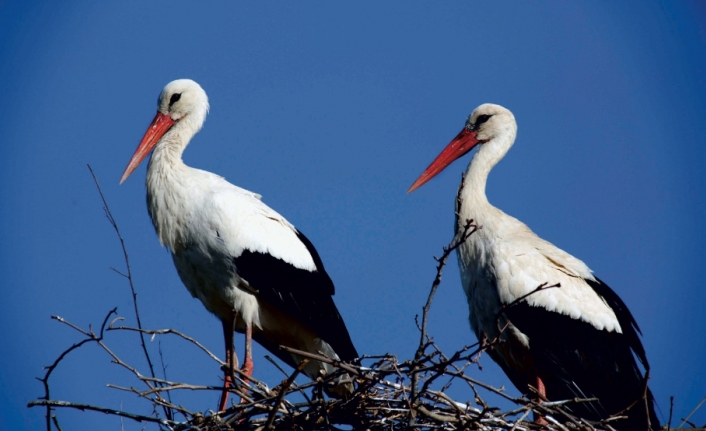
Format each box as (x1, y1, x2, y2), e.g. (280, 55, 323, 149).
(484, 234, 655, 424)
(504, 277, 656, 426)
(486, 236, 621, 332)
(197, 186, 358, 360)
(233, 228, 358, 361)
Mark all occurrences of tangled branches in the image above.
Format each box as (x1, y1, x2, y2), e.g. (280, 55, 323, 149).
(28, 306, 616, 431)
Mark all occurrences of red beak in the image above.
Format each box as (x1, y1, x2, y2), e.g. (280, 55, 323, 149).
(407, 128, 481, 193)
(120, 112, 176, 184)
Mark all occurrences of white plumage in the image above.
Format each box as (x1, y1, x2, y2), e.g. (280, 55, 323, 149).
(409, 103, 658, 429)
(121, 79, 357, 411)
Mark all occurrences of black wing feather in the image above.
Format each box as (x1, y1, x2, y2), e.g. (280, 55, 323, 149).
(233, 230, 358, 361)
(587, 277, 648, 368)
(503, 277, 659, 430)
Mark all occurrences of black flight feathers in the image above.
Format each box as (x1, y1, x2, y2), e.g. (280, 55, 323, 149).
(586, 277, 648, 369)
(502, 277, 658, 429)
(232, 230, 358, 361)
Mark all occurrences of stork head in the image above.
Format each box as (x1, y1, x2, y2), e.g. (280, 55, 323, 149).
(407, 103, 515, 193)
(120, 79, 210, 184)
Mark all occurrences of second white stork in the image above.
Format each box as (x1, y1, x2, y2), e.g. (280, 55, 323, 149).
(408, 104, 659, 429)
(120, 79, 358, 411)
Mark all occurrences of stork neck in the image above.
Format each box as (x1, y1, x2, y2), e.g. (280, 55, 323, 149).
(145, 113, 205, 185)
(458, 131, 515, 223)
(145, 127, 195, 250)
(146, 105, 207, 178)
(148, 136, 187, 175)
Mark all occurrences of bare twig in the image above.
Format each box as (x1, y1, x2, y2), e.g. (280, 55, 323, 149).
(108, 324, 225, 366)
(28, 400, 177, 427)
(87, 165, 169, 419)
(33, 308, 117, 431)
(279, 345, 363, 379)
(264, 355, 311, 404)
(264, 359, 309, 429)
(416, 218, 478, 358)
(410, 217, 478, 424)
(679, 394, 706, 428)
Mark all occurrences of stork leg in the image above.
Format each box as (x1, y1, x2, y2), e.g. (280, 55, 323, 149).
(218, 312, 239, 412)
(536, 375, 546, 399)
(232, 322, 255, 405)
(534, 375, 548, 424)
(242, 321, 254, 378)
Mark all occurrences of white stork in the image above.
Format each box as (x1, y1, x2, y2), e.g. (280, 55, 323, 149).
(120, 79, 358, 411)
(408, 104, 659, 429)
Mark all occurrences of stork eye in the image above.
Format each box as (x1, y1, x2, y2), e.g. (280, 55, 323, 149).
(475, 114, 492, 126)
(169, 93, 182, 106)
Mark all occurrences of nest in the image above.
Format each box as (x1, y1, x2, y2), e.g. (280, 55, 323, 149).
(29, 310, 626, 431)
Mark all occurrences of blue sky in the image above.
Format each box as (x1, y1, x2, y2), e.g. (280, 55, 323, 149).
(1, 2, 705, 429)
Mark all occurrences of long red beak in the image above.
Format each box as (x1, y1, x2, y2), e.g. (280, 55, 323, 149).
(407, 128, 481, 193)
(120, 112, 176, 184)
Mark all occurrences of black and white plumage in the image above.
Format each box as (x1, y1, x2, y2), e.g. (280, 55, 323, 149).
(408, 104, 659, 429)
(120, 79, 357, 411)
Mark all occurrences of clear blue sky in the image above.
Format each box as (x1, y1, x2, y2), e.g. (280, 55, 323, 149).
(1, 2, 705, 429)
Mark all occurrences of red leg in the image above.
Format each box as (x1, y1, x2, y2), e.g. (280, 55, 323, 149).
(536, 375, 546, 399)
(218, 314, 238, 412)
(238, 321, 254, 404)
(242, 321, 254, 378)
(535, 375, 548, 425)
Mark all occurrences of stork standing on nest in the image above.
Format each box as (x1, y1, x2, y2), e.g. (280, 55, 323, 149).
(408, 103, 659, 430)
(120, 79, 358, 411)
